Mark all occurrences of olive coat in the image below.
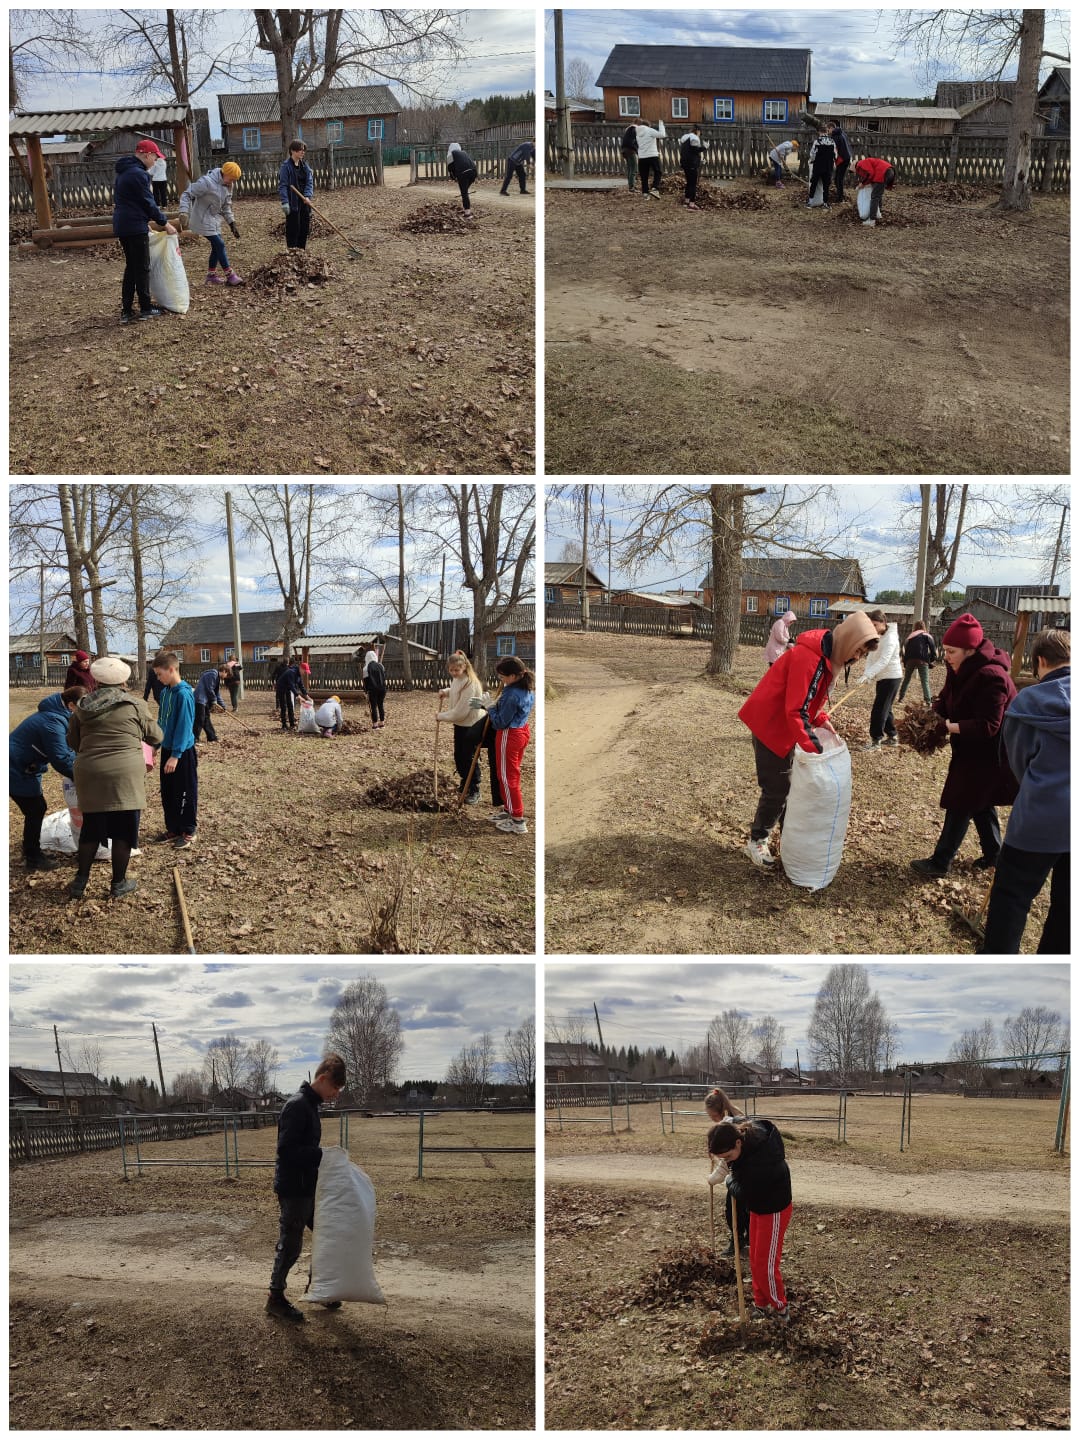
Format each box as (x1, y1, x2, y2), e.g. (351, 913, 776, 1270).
(932, 640, 1019, 812)
(68, 686, 163, 814)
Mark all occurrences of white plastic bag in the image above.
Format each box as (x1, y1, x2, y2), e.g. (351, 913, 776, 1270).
(297, 698, 320, 736)
(306, 1148, 385, 1305)
(857, 184, 873, 221)
(40, 809, 110, 860)
(780, 725, 852, 890)
(148, 229, 190, 314)
(807, 177, 826, 207)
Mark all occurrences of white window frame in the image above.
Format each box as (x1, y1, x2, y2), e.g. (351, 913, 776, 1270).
(763, 99, 788, 124)
(14, 653, 24, 668)
(774, 595, 791, 616)
(224, 646, 235, 661)
(326, 120, 344, 145)
(745, 595, 758, 614)
(713, 97, 734, 122)
(618, 95, 641, 118)
(671, 96, 689, 120)
(199, 648, 211, 663)
(809, 598, 828, 618)
(61, 652, 71, 665)
(242, 127, 261, 151)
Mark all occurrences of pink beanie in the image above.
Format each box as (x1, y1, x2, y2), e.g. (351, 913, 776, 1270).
(943, 613, 983, 648)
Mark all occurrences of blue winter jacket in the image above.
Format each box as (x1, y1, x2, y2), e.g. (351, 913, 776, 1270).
(9, 693, 76, 797)
(508, 142, 535, 168)
(1001, 666, 1070, 852)
(193, 670, 225, 708)
(279, 157, 314, 210)
(157, 680, 196, 755)
(113, 154, 168, 237)
(487, 682, 534, 731)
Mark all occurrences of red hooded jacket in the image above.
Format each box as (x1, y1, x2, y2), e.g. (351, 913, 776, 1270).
(855, 156, 892, 185)
(739, 629, 835, 757)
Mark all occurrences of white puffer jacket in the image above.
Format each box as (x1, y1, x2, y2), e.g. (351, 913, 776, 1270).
(179, 168, 236, 237)
(862, 622, 903, 682)
(634, 121, 666, 159)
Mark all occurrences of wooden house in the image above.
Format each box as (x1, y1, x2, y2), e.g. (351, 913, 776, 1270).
(596, 44, 812, 127)
(1039, 67, 1070, 135)
(157, 609, 295, 665)
(388, 617, 472, 657)
(545, 1044, 609, 1084)
(545, 562, 606, 603)
(701, 557, 867, 618)
(9, 1066, 117, 1116)
(544, 90, 606, 124)
(829, 600, 944, 626)
(218, 85, 401, 157)
(935, 80, 1049, 137)
(12, 139, 92, 165)
(487, 604, 535, 665)
(9, 630, 80, 673)
(814, 101, 960, 135)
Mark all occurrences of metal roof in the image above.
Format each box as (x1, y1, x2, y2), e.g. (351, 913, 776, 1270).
(545, 562, 605, 585)
(815, 102, 961, 120)
(10, 631, 78, 651)
(1017, 596, 1070, 613)
(596, 45, 812, 95)
(218, 85, 400, 127)
(488, 604, 535, 633)
(10, 1066, 113, 1097)
(10, 105, 189, 137)
(702, 557, 866, 595)
(158, 610, 290, 646)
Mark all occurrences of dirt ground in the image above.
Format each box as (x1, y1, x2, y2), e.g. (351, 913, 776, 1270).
(10, 1113, 534, 1430)
(545, 1096, 1069, 1430)
(545, 181, 1069, 476)
(9, 177, 534, 476)
(9, 686, 535, 955)
(544, 630, 1048, 955)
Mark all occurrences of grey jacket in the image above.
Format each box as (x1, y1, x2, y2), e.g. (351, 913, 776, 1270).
(179, 168, 236, 237)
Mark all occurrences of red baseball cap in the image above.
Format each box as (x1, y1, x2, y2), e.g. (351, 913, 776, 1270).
(135, 140, 165, 159)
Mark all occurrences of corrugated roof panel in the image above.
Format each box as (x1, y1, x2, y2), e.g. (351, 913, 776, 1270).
(11, 105, 189, 135)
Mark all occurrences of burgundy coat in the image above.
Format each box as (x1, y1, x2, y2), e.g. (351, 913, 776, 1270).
(64, 662, 97, 693)
(933, 640, 1019, 811)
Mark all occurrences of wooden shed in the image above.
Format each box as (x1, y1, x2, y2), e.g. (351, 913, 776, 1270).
(814, 102, 960, 136)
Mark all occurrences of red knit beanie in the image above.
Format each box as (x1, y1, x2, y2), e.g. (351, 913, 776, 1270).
(943, 613, 983, 648)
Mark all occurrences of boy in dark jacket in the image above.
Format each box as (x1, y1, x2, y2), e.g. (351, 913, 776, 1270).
(982, 630, 1070, 955)
(278, 139, 314, 250)
(898, 621, 937, 703)
(276, 661, 310, 731)
(806, 129, 835, 208)
(9, 688, 85, 869)
(153, 652, 198, 849)
(679, 125, 706, 209)
(112, 140, 177, 325)
(267, 1054, 347, 1322)
(447, 143, 478, 217)
(709, 1119, 793, 1321)
(499, 140, 534, 196)
(192, 666, 228, 742)
(829, 122, 852, 201)
(620, 123, 639, 191)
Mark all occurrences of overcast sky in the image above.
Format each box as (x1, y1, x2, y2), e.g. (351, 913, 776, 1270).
(544, 8, 1071, 103)
(544, 482, 1067, 597)
(10, 482, 534, 651)
(546, 962, 1070, 1068)
(10, 961, 536, 1089)
(17, 7, 536, 137)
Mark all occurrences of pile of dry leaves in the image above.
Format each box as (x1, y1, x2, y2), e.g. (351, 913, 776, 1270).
(621, 1245, 737, 1311)
(362, 769, 449, 812)
(267, 213, 332, 240)
(400, 203, 476, 234)
(895, 703, 949, 754)
(246, 251, 333, 292)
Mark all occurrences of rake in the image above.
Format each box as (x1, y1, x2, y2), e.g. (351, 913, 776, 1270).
(290, 186, 361, 259)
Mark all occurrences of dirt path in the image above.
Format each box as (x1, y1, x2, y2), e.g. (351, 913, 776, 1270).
(546, 654, 650, 845)
(546, 1153, 1069, 1224)
(383, 164, 535, 213)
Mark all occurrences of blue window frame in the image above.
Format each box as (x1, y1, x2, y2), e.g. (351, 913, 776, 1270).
(14, 653, 24, 668)
(763, 99, 789, 124)
(809, 597, 828, 617)
(253, 646, 270, 661)
(544, 586, 557, 603)
(774, 595, 790, 615)
(326, 120, 344, 144)
(367, 118, 384, 140)
(242, 126, 261, 150)
(496, 635, 516, 657)
(713, 97, 734, 122)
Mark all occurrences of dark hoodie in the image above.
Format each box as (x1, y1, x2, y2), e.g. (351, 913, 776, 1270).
(273, 1083, 323, 1197)
(113, 153, 168, 238)
(9, 693, 76, 797)
(1002, 666, 1070, 851)
(933, 639, 1019, 812)
(726, 1119, 792, 1216)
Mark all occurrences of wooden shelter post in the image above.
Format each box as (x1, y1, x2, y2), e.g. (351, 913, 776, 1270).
(26, 136, 53, 229)
(172, 123, 192, 194)
(10, 138, 32, 188)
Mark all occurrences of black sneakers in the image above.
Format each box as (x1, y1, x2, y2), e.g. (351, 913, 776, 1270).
(110, 877, 138, 899)
(320, 1300, 342, 1311)
(266, 1292, 304, 1323)
(25, 852, 59, 871)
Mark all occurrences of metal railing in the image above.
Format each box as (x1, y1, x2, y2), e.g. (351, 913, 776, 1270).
(416, 1107, 535, 1178)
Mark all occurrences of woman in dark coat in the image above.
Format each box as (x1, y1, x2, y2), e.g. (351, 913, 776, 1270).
(709, 1118, 793, 1321)
(911, 613, 1018, 878)
(67, 657, 162, 900)
(64, 650, 97, 692)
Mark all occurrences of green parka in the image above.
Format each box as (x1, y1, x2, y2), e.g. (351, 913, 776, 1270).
(68, 686, 162, 813)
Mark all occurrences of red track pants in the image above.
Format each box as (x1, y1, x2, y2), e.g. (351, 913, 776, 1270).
(748, 1203, 792, 1310)
(494, 724, 529, 819)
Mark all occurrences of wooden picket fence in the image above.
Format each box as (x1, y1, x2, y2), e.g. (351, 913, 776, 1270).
(545, 121, 1070, 193)
(9, 657, 501, 692)
(411, 137, 532, 183)
(9, 1109, 276, 1164)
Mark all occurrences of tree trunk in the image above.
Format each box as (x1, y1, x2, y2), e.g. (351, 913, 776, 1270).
(705, 486, 748, 675)
(85, 488, 109, 656)
(998, 9, 1044, 212)
(396, 486, 413, 689)
(128, 487, 147, 684)
(58, 484, 90, 651)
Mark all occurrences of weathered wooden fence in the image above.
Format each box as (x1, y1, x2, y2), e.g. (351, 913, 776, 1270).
(411, 137, 531, 183)
(10, 146, 380, 214)
(7, 1109, 268, 1164)
(546, 121, 1070, 193)
(10, 656, 502, 692)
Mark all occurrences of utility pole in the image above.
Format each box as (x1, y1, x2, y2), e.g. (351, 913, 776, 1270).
(1049, 502, 1068, 588)
(554, 10, 575, 178)
(38, 560, 47, 685)
(593, 1002, 614, 1117)
(912, 484, 931, 628)
(438, 552, 446, 657)
(53, 1024, 69, 1107)
(796, 1047, 802, 1084)
(225, 491, 244, 700)
(607, 521, 613, 602)
(151, 1023, 167, 1109)
(580, 484, 591, 630)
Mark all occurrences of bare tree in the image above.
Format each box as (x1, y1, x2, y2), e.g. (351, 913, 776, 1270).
(752, 1015, 785, 1073)
(565, 55, 596, 100)
(10, 9, 95, 111)
(892, 9, 1068, 211)
(245, 1037, 281, 1095)
(171, 1068, 205, 1100)
(114, 484, 205, 681)
(949, 1018, 997, 1090)
(807, 964, 890, 1083)
(545, 1009, 591, 1047)
(98, 9, 252, 106)
(253, 9, 464, 145)
(203, 1033, 248, 1094)
(447, 1031, 496, 1104)
(881, 1021, 902, 1075)
(707, 1009, 753, 1069)
(898, 484, 1012, 606)
(1010, 484, 1071, 585)
(1002, 1007, 1064, 1081)
(503, 1016, 536, 1101)
(324, 976, 405, 1103)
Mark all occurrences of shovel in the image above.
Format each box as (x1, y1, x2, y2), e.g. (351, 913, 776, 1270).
(290, 186, 361, 259)
(434, 694, 445, 804)
(731, 1194, 747, 1326)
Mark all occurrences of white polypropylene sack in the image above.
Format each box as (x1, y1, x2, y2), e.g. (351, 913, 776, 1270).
(779, 726, 852, 891)
(807, 177, 826, 207)
(306, 1147, 386, 1305)
(40, 809, 110, 860)
(297, 698, 320, 735)
(857, 185, 873, 220)
(148, 229, 191, 314)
